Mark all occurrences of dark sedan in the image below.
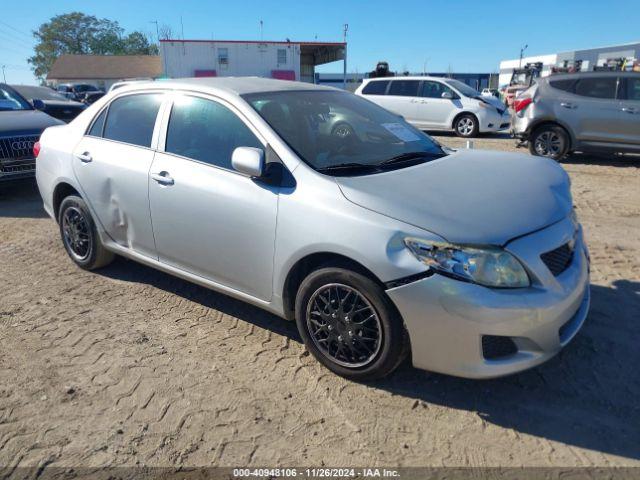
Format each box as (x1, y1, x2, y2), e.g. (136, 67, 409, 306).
(12, 85, 86, 123)
(0, 84, 63, 182)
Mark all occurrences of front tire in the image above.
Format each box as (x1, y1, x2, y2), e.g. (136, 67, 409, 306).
(58, 195, 114, 270)
(529, 125, 569, 160)
(454, 114, 479, 138)
(295, 267, 407, 380)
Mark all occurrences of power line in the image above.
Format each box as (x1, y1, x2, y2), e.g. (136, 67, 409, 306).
(0, 29, 34, 53)
(0, 20, 33, 40)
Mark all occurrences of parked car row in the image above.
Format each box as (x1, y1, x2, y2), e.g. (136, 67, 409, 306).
(56, 83, 105, 104)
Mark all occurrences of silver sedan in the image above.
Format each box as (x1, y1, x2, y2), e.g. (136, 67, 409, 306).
(35, 78, 590, 380)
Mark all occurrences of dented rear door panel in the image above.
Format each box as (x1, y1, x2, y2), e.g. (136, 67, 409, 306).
(72, 136, 157, 258)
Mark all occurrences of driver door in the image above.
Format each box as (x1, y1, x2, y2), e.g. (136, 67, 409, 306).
(415, 80, 458, 129)
(148, 94, 278, 301)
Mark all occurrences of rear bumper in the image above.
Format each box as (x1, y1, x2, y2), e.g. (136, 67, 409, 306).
(387, 217, 590, 379)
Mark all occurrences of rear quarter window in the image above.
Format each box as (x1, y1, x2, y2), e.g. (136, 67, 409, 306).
(362, 80, 389, 95)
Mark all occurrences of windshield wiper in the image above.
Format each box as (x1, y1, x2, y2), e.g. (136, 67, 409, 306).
(316, 162, 380, 175)
(378, 151, 444, 168)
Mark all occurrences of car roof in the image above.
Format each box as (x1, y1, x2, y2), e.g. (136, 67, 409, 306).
(364, 76, 450, 82)
(543, 71, 640, 81)
(118, 77, 338, 96)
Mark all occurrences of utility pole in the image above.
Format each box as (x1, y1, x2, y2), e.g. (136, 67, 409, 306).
(519, 44, 528, 68)
(1, 65, 6, 83)
(151, 20, 167, 77)
(343, 23, 348, 90)
(260, 20, 263, 41)
(180, 16, 185, 55)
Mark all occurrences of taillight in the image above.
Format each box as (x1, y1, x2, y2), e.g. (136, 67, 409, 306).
(33, 141, 41, 158)
(514, 96, 532, 113)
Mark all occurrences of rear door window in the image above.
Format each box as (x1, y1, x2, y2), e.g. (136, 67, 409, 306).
(574, 77, 618, 99)
(549, 79, 576, 93)
(103, 94, 163, 147)
(362, 80, 389, 95)
(388, 80, 420, 97)
(624, 77, 640, 101)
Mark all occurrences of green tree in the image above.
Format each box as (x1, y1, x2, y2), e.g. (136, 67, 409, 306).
(29, 12, 157, 81)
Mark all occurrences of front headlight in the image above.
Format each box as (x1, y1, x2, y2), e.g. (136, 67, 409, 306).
(404, 238, 530, 288)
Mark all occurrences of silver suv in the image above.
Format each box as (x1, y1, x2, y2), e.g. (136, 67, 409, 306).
(512, 72, 640, 160)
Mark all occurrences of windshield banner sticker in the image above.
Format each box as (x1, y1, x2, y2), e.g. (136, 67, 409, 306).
(381, 123, 421, 142)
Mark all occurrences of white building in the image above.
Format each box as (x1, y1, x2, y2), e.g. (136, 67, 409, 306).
(159, 39, 345, 83)
(499, 41, 640, 86)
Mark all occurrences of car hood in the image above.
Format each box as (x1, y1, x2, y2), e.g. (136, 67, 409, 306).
(0, 110, 63, 135)
(335, 149, 572, 245)
(479, 95, 506, 110)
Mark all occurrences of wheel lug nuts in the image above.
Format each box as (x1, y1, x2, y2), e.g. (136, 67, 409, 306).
(327, 325, 333, 331)
(338, 335, 343, 342)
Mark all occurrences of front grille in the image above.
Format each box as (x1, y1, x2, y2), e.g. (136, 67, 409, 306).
(541, 243, 574, 276)
(0, 135, 39, 161)
(482, 335, 518, 360)
(0, 159, 36, 175)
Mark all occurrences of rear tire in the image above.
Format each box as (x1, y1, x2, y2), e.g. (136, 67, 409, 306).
(295, 267, 408, 380)
(58, 195, 114, 270)
(529, 125, 569, 160)
(454, 114, 479, 138)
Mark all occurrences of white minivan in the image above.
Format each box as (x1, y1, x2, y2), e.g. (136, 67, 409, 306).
(355, 76, 511, 138)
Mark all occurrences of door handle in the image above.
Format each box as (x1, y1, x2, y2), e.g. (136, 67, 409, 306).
(76, 152, 92, 163)
(621, 107, 637, 114)
(560, 102, 577, 109)
(151, 171, 175, 186)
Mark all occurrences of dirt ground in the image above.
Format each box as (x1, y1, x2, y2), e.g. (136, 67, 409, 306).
(1, 134, 639, 471)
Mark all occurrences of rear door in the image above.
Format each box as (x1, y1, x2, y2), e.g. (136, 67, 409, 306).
(72, 92, 164, 258)
(555, 76, 623, 147)
(618, 76, 640, 149)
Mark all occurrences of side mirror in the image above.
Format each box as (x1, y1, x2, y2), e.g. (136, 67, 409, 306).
(32, 99, 46, 110)
(232, 147, 265, 177)
(441, 91, 453, 100)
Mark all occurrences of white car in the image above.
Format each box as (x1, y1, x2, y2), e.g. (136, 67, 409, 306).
(355, 76, 511, 138)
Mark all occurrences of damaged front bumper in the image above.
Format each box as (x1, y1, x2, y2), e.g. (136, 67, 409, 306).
(386, 217, 590, 379)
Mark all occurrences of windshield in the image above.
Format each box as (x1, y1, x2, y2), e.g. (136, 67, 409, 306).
(444, 79, 480, 98)
(0, 85, 32, 111)
(243, 90, 445, 174)
(13, 85, 69, 101)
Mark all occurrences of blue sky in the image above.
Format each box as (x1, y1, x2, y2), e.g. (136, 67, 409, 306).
(1, 0, 639, 85)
